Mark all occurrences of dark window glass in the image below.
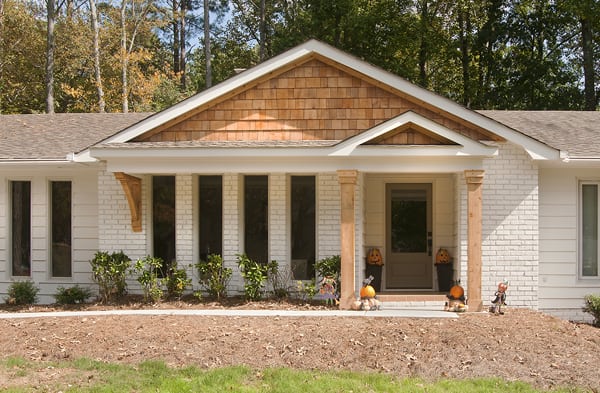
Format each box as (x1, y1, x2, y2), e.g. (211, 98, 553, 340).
(291, 176, 316, 280)
(244, 175, 268, 264)
(51, 181, 72, 277)
(582, 184, 598, 276)
(199, 175, 223, 261)
(11, 181, 31, 276)
(153, 176, 176, 272)
(390, 188, 427, 253)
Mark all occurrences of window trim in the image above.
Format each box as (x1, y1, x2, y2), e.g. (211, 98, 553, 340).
(579, 180, 600, 279)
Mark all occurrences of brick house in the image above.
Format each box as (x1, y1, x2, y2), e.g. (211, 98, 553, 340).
(1, 40, 599, 320)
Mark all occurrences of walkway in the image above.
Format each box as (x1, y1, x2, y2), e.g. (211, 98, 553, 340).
(0, 308, 458, 319)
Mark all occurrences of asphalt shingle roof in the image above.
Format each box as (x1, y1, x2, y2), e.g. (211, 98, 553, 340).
(479, 110, 600, 159)
(1, 110, 599, 160)
(0, 113, 151, 160)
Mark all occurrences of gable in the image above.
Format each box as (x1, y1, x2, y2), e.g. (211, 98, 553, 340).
(134, 59, 498, 145)
(89, 39, 559, 161)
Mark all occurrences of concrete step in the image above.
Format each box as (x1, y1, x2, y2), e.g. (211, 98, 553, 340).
(376, 294, 448, 311)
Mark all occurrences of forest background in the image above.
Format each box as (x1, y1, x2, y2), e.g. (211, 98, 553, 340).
(0, 0, 598, 114)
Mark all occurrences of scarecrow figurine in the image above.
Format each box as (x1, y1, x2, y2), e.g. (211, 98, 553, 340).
(489, 280, 508, 315)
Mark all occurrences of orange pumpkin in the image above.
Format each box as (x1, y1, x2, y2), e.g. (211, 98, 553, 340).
(435, 248, 450, 264)
(449, 283, 464, 299)
(367, 248, 383, 266)
(360, 285, 376, 299)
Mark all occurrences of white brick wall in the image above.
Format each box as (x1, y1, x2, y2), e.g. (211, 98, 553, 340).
(98, 169, 148, 259)
(269, 174, 287, 265)
(222, 173, 242, 290)
(317, 173, 341, 260)
(175, 174, 194, 278)
(458, 142, 539, 309)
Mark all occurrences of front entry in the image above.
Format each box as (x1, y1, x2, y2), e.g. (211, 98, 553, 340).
(386, 183, 433, 289)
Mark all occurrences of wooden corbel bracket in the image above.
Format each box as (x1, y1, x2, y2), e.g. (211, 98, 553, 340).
(114, 172, 142, 232)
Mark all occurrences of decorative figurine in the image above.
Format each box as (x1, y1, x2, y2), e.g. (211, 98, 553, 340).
(489, 280, 509, 315)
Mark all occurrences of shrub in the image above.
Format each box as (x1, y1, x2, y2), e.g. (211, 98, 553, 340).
(266, 260, 292, 299)
(90, 251, 131, 303)
(54, 285, 93, 304)
(133, 256, 165, 303)
(195, 254, 232, 299)
(6, 280, 39, 305)
(295, 279, 317, 302)
(315, 255, 341, 298)
(164, 261, 191, 300)
(237, 254, 269, 301)
(583, 294, 600, 327)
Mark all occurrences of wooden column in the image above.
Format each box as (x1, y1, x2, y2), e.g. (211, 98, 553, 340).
(337, 170, 358, 310)
(465, 170, 485, 311)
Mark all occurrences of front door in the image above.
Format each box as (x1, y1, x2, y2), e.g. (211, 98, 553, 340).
(385, 183, 433, 289)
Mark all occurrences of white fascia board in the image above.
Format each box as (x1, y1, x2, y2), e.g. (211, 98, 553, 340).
(329, 111, 497, 157)
(90, 146, 334, 159)
(104, 156, 484, 174)
(69, 150, 98, 163)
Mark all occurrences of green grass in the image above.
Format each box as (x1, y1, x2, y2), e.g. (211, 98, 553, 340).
(0, 357, 586, 393)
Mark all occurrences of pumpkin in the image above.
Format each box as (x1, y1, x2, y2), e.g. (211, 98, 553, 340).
(360, 285, 376, 299)
(367, 248, 383, 266)
(449, 283, 464, 299)
(435, 248, 450, 264)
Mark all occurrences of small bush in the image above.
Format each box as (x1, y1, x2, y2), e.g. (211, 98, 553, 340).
(237, 254, 269, 301)
(54, 285, 93, 304)
(132, 256, 165, 303)
(583, 294, 600, 326)
(315, 255, 341, 298)
(266, 260, 292, 299)
(195, 254, 232, 299)
(90, 251, 131, 303)
(164, 261, 191, 300)
(6, 280, 39, 305)
(295, 279, 317, 302)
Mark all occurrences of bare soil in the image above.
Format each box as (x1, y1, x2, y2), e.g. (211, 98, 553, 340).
(0, 298, 599, 391)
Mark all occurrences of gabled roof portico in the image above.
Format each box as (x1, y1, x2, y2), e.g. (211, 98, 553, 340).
(82, 40, 558, 310)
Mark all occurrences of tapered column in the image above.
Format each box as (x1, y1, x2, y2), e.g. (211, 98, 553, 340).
(337, 170, 358, 310)
(465, 170, 485, 312)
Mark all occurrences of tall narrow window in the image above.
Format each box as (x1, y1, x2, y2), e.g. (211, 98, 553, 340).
(291, 176, 316, 280)
(51, 181, 72, 277)
(199, 175, 222, 261)
(244, 175, 268, 264)
(153, 176, 176, 271)
(11, 181, 31, 276)
(581, 183, 599, 277)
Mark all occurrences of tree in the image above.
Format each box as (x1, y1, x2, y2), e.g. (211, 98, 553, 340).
(90, 0, 105, 112)
(46, 0, 56, 113)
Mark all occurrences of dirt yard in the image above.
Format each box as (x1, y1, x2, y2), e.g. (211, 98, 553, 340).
(0, 299, 599, 391)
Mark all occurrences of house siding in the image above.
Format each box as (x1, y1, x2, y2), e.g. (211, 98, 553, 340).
(539, 167, 600, 322)
(0, 167, 101, 303)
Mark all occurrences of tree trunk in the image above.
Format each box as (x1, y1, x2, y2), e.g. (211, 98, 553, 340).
(458, 3, 471, 107)
(581, 16, 596, 110)
(179, 0, 186, 90)
(418, 0, 429, 88)
(204, 0, 211, 88)
(259, 0, 266, 61)
(45, 0, 55, 114)
(172, 0, 180, 75)
(121, 0, 128, 113)
(90, 0, 105, 112)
